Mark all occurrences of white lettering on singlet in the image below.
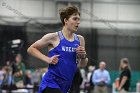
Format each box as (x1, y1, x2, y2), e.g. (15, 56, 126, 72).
(62, 46, 76, 52)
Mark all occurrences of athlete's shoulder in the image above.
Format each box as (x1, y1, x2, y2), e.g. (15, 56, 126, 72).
(77, 35, 85, 42)
(44, 32, 58, 37)
(77, 35, 84, 39)
(42, 32, 58, 40)
(77, 35, 85, 46)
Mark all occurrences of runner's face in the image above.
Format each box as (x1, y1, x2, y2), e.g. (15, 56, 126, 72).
(65, 14, 80, 32)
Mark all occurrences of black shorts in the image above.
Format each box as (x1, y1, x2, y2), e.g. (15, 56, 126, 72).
(42, 87, 63, 93)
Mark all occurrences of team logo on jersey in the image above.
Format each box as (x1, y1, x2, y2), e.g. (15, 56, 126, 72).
(62, 46, 76, 52)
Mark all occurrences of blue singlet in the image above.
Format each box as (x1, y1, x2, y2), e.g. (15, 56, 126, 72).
(38, 31, 80, 93)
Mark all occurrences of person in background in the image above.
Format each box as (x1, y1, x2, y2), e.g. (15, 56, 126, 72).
(92, 61, 111, 93)
(85, 65, 95, 93)
(32, 69, 41, 86)
(0, 66, 5, 86)
(69, 67, 83, 93)
(118, 58, 131, 93)
(12, 53, 26, 86)
(24, 70, 32, 86)
(2, 61, 14, 86)
(0, 66, 5, 93)
(79, 67, 87, 92)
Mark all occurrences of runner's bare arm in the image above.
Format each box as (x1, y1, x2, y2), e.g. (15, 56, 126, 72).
(27, 33, 58, 64)
(77, 35, 88, 67)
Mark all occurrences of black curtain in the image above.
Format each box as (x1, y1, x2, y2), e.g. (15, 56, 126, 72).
(0, 25, 27, 66)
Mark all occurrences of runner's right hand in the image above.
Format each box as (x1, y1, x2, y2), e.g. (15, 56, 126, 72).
(48, 55, 60, 65)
